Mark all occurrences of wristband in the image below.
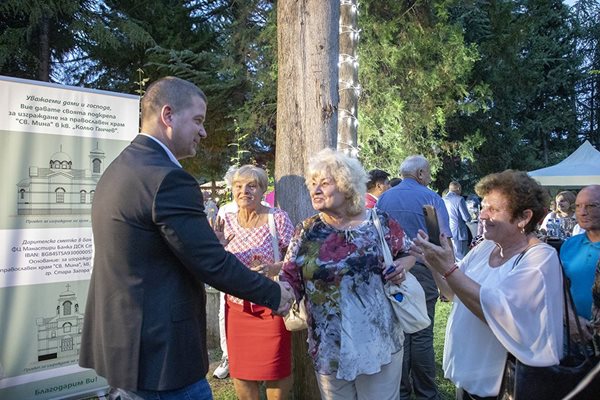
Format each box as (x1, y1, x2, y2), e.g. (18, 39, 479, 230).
(443, 263, 459, 279)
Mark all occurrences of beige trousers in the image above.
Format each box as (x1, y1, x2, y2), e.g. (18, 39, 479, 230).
(315, 349, 403, 400)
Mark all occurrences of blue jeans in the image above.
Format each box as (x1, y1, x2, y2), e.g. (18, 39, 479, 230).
(109, 378, 213, 400)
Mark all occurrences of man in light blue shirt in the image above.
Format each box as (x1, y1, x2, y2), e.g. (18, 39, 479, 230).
(560, 185, 600, 340)
(378, 155, 451, 400)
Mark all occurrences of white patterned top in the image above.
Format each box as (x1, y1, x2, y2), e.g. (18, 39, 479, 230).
(223, 208, 294, 305)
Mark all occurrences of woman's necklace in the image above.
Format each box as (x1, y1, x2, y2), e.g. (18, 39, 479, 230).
(237, 209, 267, 229)
(492, 235, 532, 266)
(320, 210, 367, 230)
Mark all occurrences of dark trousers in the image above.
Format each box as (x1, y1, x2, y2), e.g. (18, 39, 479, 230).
(457, 387, 496, 400)
(400, 263, 440, 400)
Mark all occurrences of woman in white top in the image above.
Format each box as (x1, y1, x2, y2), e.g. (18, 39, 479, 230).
(540, 190, 577, 237)
(411, 170, 564, 400)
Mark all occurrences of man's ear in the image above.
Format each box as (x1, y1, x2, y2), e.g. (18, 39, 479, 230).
(160, 105, 174, 127)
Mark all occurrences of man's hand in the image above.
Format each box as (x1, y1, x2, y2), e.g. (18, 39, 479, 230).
(273, 281, 294, 316)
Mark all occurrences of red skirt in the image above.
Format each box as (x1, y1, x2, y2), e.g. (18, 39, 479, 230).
(225, 299, 292, 380)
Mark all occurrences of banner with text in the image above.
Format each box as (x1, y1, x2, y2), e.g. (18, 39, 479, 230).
(0, 76, 139, 400)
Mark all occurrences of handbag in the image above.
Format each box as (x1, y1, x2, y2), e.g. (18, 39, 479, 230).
(284, 297, 308, 331)
(371, 208, 431, 334)
(498, 251, 600, 400)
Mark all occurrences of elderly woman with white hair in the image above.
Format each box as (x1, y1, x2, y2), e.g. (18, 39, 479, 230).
(279, 148, 415, 400)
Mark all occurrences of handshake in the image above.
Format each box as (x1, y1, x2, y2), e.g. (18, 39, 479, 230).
(274, 281, 295, 316)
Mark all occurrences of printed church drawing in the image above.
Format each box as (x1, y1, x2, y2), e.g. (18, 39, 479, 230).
(16, 144, 105, 215)
(35, 284, 84, 362)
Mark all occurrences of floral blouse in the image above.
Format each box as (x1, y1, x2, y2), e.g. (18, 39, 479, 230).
(280, 208, 412, 380)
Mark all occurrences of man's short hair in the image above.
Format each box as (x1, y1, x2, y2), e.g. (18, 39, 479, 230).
(367, 169, 390, 190)
(399, 155, 429, 178)
(449, 181, 461, 193)
(141, 76, 206, 120)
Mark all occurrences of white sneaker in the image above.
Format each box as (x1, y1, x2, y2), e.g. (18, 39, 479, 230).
(213, 357, 229, 379)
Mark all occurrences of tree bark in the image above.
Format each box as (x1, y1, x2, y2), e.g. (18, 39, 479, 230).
(275, 0, 339, 224)
(275, 1, 339, 399)
(38, 15, 51, 82)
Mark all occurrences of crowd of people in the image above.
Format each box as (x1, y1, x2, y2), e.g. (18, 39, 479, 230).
(79, 76, 600, 400)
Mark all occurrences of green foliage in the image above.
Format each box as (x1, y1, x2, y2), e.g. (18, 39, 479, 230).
(62, 0, 214, 92)
(574, 0, 600, 148)
(358, 0, 487, 190)
(177, 1, 278, 180)
(0, 0, 96, 81)
(1, 0, 596, 190)
(445, 0, 582, 190)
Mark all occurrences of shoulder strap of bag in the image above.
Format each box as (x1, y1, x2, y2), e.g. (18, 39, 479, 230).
(371, 208, 394, 266)
(268, 209, 280, 262)
(511, 243, 542, 268)
(560, 257, 592, 361)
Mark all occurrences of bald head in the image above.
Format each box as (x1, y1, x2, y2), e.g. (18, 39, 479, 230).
(579, 185, 600, 198)
(575, 185, 600, 235)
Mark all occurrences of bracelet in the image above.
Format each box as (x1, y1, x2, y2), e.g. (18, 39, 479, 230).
(443, 263, 459, 279)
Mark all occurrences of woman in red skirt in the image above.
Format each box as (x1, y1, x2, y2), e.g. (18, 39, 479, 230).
(215, 165, 294, 400)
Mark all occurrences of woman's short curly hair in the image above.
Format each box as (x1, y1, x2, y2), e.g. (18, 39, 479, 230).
(232, 165, 268, 193)
(306, 148, 368, 215)
(475, 170, 549, 233)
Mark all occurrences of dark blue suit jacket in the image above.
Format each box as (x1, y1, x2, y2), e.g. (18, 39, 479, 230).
(79, 135, 280, 391)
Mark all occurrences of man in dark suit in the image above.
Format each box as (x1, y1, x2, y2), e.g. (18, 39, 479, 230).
(79, 76, 293, 400)
(443, 181, 472, 260)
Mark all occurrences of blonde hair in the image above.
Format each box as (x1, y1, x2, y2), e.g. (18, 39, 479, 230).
(232, 165, 268, 193)
(555, 191, 576, 213)
(306, 148, 367, 215)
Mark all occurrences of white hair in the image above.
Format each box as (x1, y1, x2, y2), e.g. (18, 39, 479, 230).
(223, 166, 238, 189)
(399, 155, 429, 178)
(306, 148, 368, 215)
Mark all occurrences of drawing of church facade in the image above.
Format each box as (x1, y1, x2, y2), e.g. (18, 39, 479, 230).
(35, 284, 84, 362)
(16, 144, 105, 215)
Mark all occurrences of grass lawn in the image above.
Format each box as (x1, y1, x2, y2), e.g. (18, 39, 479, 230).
(209, 301, 456, 400)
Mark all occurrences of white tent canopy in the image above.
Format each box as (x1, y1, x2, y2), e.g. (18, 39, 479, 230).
(528, 140, 600, 188)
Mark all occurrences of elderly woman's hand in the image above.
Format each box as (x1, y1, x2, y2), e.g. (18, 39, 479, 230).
(383, 263, 407, 285)
(251, 261, 283, 278)
(213, 216, 234, 246)
(410, 229, 455, 276)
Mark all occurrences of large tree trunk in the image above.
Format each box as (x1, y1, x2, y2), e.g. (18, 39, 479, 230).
(275, 1, 339, 399)
(38, 15, 51, 82)
(275, 0, 339, 223)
